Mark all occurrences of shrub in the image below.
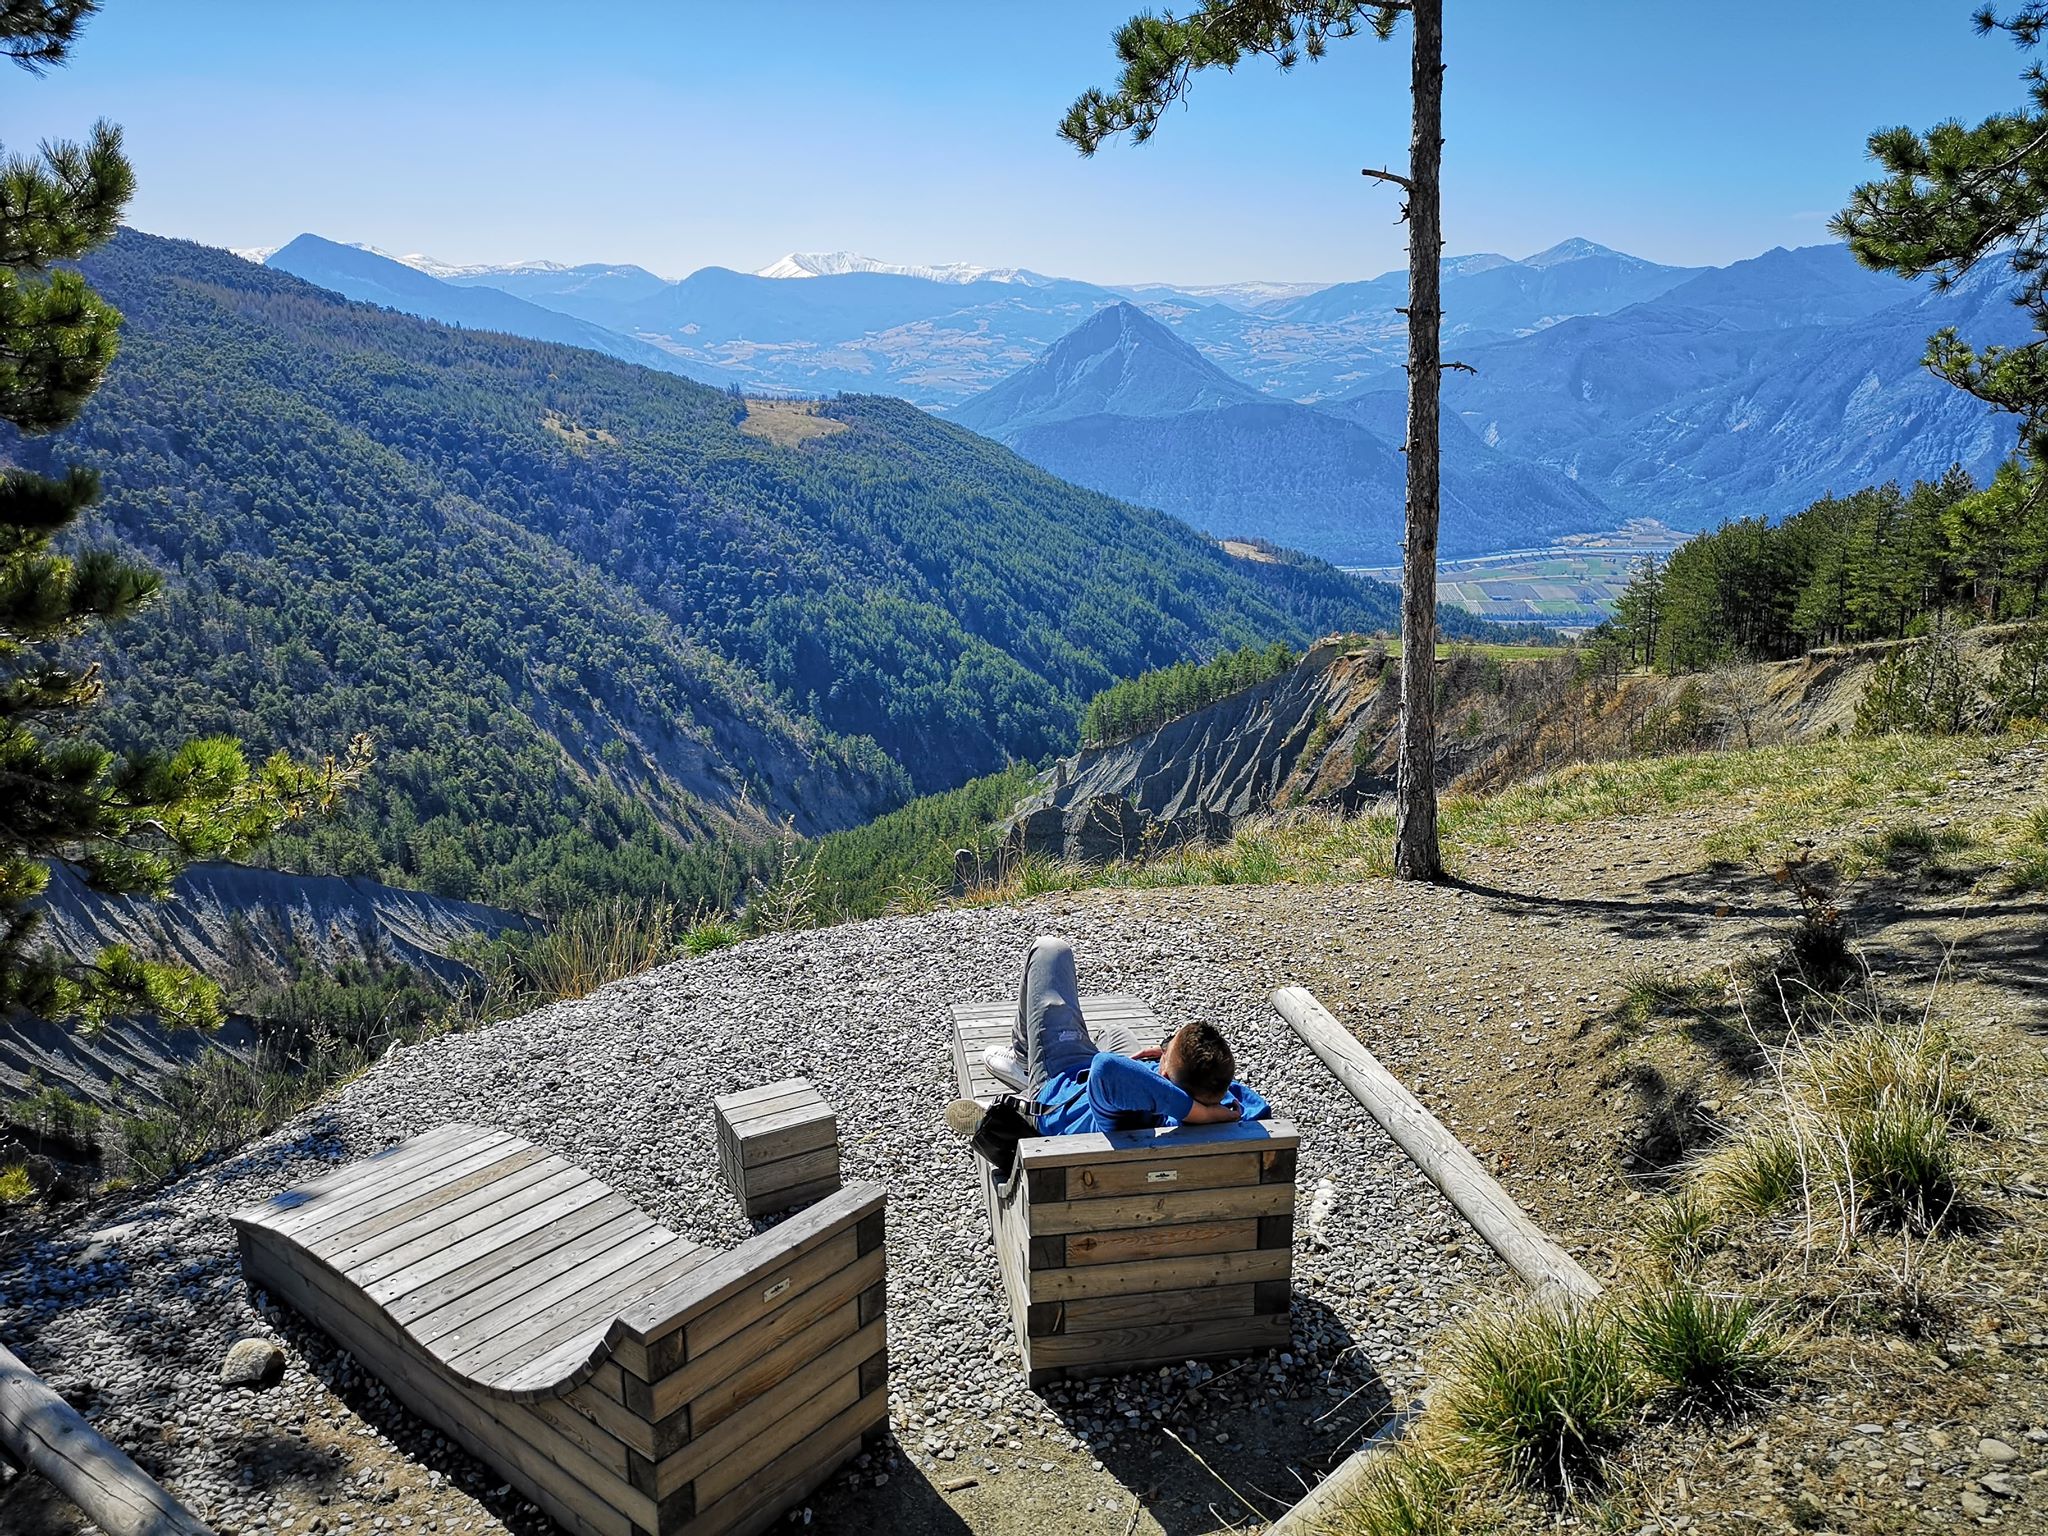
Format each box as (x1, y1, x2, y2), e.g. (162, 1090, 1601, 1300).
(1436, 1302, 1636, 1496)
(1988, 620, 2048, 726)
(1855, 632, 1980, 737)
(0, 1163, 32, 1204)
(1624, 1281, 1779, 1415)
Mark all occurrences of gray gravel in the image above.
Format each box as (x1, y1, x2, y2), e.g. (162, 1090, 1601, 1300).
(0, 896, 1504, 1535)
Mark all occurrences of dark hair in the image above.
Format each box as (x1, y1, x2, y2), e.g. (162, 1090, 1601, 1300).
(1171, 1020, 1235, 1102)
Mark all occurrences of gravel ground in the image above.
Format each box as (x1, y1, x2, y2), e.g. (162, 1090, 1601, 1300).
(0, 899, 1506, 1536)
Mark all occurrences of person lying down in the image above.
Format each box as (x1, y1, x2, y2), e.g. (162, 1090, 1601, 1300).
(954, 934, 1270, 1138)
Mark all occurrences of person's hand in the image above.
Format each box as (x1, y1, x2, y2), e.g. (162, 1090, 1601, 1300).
(1182, 1098, 1241, 1125)
(1133, 1046, 1164, 1062)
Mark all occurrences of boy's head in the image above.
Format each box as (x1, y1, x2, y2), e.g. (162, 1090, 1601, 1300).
(1160, 1020, 1235, 1105)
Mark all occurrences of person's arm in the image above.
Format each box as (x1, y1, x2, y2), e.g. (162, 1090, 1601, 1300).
(1086, 1052, 1194, 1125)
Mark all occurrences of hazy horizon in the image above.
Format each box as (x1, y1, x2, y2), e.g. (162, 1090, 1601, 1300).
(1, 1, 2028, 288)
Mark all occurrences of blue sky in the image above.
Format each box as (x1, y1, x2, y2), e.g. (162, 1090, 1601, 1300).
(0, 2, 2031, 284)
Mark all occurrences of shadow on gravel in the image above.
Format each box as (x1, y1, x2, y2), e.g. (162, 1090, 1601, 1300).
(1026, 1295, 1390, 1535)
(1448, 866, 1795, 945)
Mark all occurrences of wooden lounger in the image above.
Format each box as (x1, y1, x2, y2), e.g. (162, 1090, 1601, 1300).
(951, 997, 1299, 1386)
(231, 1124, 886, 1536)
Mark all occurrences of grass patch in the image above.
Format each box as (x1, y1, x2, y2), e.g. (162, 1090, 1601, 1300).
(1638, 1189, 1721, 1271)
(1319, 1447, 1458, 1536)
(0, 1162, 32, 1204)
(1624, 1281, 1779, 1415)
(736, 398, 848, 447)
(1435, 1302, 1636, 1497)
(682, 918, 742, 957)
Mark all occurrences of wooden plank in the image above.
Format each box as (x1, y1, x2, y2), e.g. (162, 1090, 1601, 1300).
(1065, 1219, 1261, 1267)
(526, 1392, 633, 1480)
(656, 1314, 883, 1496)
(315, 1149, 561, 1272)
(741, 1174, 841, 1218)
(242, 1230, 641, 1536)
(1027, 1182, 1293, 1235)
(622, 1184, 885, 1349)
(714, 1078, 818, 1115)
(1060, 1284, 1257, 1333)
(255, 1131, 513, 1239)
(682, 1301, 866, 1443)
(729, 1108, 837, 1167)
(737, 1143, 837, 1191)
(1026, 1313, 1291, 1372)
(391, 1206, 650, 1329)
(449, 1240, 708, 1383)
(724, 1091, 827, 1129)
(1028, 1245, 1291, 1303)
(280, 1138, 532, 1252)
(227, 1123, 471, 1225)
(419, 1224, 684, 1359)
(685, 1231, 857, 1359)
(692, 1366, 863, 1508)
(563, 1363, 674, 1462)
(1272, 986, 1603, 1304)
(1063, 1152, 1262, 1201)
(699, 1426, 866, 1536)
(685, 1392, 883, 1536)
(0, 1342, 216, 1536)
(354, 1176, 618, 1295)
(1016, 1118, 1299, 1170)
(631, 1246, 885, 1422)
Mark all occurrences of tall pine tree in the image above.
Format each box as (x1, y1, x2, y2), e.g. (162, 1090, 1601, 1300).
(2, 3, 368, 1031)
(1060, 0, 1452, 881)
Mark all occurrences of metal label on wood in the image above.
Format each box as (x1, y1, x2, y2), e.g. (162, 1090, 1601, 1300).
(1145, 1170, 1178, 1184)
(761, 1278, 791, 1303)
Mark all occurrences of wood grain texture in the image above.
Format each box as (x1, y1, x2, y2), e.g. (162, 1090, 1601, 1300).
(235, 1126, 887, 1534)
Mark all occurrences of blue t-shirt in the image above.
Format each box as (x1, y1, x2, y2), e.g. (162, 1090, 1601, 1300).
(1037, 1051, 1272, 1137)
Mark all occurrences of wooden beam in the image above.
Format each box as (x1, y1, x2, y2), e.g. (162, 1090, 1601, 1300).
(0, 1343, 216, 1536)
(1270, 986, 1602, 1304)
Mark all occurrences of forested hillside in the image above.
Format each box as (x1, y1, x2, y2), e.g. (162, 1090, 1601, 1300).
(8, 231, 1394, 909)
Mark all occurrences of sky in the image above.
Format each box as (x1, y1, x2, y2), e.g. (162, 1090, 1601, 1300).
(0, 2, 2034, 286)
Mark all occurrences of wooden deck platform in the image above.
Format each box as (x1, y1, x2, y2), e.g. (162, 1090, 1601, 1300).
(951, 998, 1299, 1386)
(232, 1125, 886, 1536)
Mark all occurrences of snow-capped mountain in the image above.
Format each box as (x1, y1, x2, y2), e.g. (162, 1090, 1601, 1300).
(752, 250, 1053, 285)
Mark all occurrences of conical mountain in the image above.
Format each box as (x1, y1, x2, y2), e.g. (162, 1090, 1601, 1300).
(951, 302, 1259, 434)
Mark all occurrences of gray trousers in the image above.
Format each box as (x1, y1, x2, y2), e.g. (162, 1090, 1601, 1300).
(1012, 935, 1141, 1097)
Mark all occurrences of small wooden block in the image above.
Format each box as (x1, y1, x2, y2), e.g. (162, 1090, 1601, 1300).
(714, 1079, 841, 1217)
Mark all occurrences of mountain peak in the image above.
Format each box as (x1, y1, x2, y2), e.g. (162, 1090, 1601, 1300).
(952, 302, 1258, 435)
(753, 250, 1050, 285)
(1522, 237, 1626, 268)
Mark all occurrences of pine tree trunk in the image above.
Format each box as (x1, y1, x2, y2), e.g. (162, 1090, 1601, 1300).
(1393, 0, 1445, 881)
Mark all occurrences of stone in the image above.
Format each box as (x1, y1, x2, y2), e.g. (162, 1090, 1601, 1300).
(221, 1338, 285, 1389)
(1961, 1490, 1994, 1519)
(1977, 1438, 2019, 1465)
(1979, 1472, 2015, 1498)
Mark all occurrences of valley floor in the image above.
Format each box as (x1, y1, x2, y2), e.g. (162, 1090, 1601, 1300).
(2, 738, 2043, 1535)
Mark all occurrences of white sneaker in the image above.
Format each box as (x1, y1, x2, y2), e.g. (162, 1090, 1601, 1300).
(983, 1044, 1027, 1090)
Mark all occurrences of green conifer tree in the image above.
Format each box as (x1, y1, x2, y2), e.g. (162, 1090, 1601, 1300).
(2, 3, 368, 1031)
(1059, 0, 1450, 881)
(1836, 6, 2048, 470)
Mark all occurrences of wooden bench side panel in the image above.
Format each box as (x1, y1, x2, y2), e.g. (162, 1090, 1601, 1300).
(606, 1183, 888, 1535)
(1014, 1125, 1299, 1383)
(239, 1223, 650, 1536)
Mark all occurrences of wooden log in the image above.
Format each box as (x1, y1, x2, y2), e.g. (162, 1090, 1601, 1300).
(0, 1342, 216, 1536)
(1271, 985, 1603, 1305)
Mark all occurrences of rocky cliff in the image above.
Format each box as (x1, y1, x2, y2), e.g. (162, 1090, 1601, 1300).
(1008, 629, 2030, 862)
(3, 863, 533, 1110)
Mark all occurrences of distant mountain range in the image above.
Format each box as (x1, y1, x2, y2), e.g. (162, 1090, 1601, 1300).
(251, 232, 2028, 563)
(952, 304, 1608, 564)
(16, 230, 1415, 909)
